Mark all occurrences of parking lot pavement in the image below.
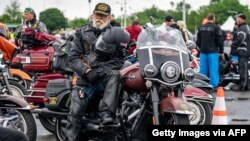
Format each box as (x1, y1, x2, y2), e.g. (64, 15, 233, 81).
(35, 89, 250, 141)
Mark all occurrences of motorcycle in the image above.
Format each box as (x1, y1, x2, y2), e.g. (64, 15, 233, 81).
(125, 34, 213, 125)
(36, 25, 213, 141)
(0, 95, 37, 141)
(0, 45, 36, 140)
(219, 53, 250, 87)
(0, 29, 65, 133)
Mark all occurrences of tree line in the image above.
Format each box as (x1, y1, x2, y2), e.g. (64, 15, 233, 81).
(0, 0, 249, 33)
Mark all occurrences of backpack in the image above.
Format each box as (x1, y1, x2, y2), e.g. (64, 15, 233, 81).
(52, 35, 74, 74)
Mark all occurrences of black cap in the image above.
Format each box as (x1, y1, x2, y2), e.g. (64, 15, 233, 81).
(165, 15, 174, 22)
(93, 3, 111, 16)
(238, 13, 246, 20)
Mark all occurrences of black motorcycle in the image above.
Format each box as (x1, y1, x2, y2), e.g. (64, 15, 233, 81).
(0, 56, 37, 141)
(219, 53, 250, 87)
(34, 25, 196, 141)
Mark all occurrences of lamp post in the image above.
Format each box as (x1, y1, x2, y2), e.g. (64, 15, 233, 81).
(182, 0, 186, 24)
(88, 0, 92, 18)
(116, 1, 124, 27)
(124, 0, 127, 27)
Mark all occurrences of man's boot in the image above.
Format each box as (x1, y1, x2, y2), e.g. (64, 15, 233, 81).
(65, 88, 88, 141)
(99, 71, 121, 125)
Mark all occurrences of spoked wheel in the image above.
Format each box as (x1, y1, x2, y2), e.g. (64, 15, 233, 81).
(161, 113, 190, 125)
(39, 114, 56, 133)
(0, 109, 37, 141)
(7, 80, 27, 98)
(12, 75, 31, 90)
(55, 118, 89, 141)
(188, 100, 212, 125)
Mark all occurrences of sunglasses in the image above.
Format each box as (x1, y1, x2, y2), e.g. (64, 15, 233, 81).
(24, 8, 34, 13)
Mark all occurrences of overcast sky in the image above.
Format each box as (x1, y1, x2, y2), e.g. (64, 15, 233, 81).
(0, 0, 249, 20)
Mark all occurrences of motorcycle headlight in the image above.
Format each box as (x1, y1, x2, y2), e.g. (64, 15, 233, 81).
(184, 68, 195, 81)
(161, 61, 180, 83)
(144, 64, 158, 77)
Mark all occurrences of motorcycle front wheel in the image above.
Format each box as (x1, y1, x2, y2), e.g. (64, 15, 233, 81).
(0, 109, 37, 141)
(160, 113, 190, 125)
(188, 100, 212, 125)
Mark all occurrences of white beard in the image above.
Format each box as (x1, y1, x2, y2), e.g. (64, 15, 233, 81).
(93, 20, 109, 30)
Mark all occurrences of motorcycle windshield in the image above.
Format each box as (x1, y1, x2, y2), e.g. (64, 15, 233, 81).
(137, 25, 190, 76)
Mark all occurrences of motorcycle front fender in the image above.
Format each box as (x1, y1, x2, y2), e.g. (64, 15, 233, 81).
(0, 95, 31, 110)
(184, 87, 213, 103)
(9, 69, 32, 81)
(191, 79, 213, 90)
(160, 97, 192, 115)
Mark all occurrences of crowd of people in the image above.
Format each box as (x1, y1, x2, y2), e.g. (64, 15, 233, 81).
(0, 2, 250, 141)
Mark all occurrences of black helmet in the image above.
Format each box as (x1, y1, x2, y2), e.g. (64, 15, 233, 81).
(95, 27, 130, 55)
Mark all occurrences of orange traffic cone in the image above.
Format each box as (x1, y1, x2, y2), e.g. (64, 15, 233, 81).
(211, 87, 228, 125)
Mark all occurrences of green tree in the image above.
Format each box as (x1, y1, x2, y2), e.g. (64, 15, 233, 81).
(187, 0, 250, 31)
(68, 18, 88, 28)
(39, 8, 68, 32)
(127, 5, 167, 26)
(176, 2, 191, 13)
(210, 0, 222, 4)
(1, 0, 22, 23)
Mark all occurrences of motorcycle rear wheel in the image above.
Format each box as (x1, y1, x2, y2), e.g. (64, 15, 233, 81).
(188, 100, 212, 125)
(161, 113, 190, 125)
(8, 80, 27, 98)
(12, 75, 31, 90)
(39, 114, 56, 133)
(55, 118, 89, 141)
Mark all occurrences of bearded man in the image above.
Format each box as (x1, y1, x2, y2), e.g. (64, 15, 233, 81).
(65, 3, 130, 141)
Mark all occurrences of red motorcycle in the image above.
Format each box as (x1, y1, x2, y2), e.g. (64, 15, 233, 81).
(35, 25, 212, 141)
(0, 28, 67, 133)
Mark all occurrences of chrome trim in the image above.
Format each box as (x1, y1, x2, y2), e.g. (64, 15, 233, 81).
(160, 61, 181, 83)
(138, 46, 188, 54)
(127, 109, 141, 122)
(22, 95, 44, 98)
(186, 97, 213, 103)
(148, 47, 153, 65)
(145, 77, 190, 86)
(180, 51, 184, 73)
(27, 89, 46, 93)
(162, 110, 193, 115)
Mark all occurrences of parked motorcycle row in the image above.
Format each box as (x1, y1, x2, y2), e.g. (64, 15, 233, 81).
(0, 24, 214, 141)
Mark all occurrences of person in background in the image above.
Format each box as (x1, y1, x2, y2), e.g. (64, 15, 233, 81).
(165, 15, 179, 30)
(110, 14, 121, 27)
(231, 13, 250, 91)
(21, 7, 47, 32)
(230, 22, 239, 62)
(15, 7, 48, 45)
(177, 20, 194, 42)
(0, 127, 28, 141)
(125, 16, 142, 54)
(196, 13, 224, 90)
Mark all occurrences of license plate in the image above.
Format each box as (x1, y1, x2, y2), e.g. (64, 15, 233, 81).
(20, 56, 31, 64)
